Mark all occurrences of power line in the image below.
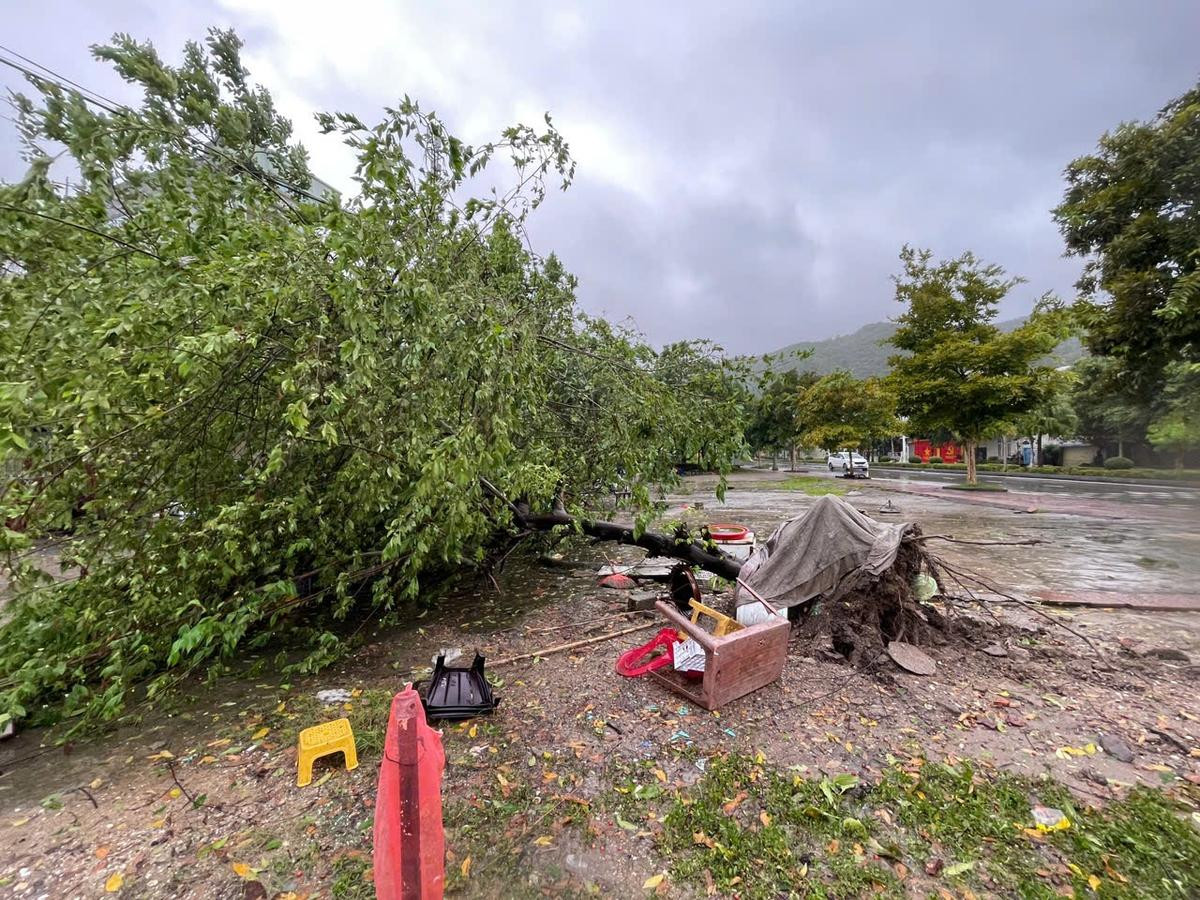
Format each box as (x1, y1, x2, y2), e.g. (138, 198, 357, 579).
(0, 45, 329, 206)
(0, 42, 125, 113)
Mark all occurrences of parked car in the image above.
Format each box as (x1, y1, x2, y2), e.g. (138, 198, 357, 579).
(827, 451, 870, 477)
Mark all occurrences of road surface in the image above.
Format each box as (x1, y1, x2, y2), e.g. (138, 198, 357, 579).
(795, 463, 1199, 519)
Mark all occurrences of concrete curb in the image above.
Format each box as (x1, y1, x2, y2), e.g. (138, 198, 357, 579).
(867, 464, 1200, 490)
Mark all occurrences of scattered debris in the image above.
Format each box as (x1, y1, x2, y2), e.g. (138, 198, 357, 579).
(887, 641, 937, 676)
(707, 523, 756, 561)
(492, 621, 660, 667)
(1031, 805, 1070, 832)
(615, 629, 678, 678)
(419, 654, 500, 720)
(1099, 733, 1135, 763)
(667, 564, 702, 613)
(646, 593, 788, 710)
(597, 573, 637, 590)
(316, 689, 353, 705)
(671, 637, 706, 674)
(536, 552, 573, 569)
(911, 573, 938, 603)
(432, 647, 463, 667)
(1143, 647, 1191, 662)
(877, 499, 901, 515)
(1147, 726, 1191, 754)
(1035, 590, 1200, 612)
(625, 590, 661, 611)
(296, 718, 359, 787)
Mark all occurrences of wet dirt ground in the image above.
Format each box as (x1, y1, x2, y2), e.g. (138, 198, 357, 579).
(1, 469, 1198, 898)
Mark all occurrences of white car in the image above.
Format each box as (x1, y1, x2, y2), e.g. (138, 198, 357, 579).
(827, 451, 870, 477)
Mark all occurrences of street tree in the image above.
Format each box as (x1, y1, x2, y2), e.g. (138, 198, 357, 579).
(796, 371, 898, 459)
(0, 31, 746, 729)
(1054, 79, 1200, 397)
(886, 247, 1069, 485)
(1069, 357, 1150, 458)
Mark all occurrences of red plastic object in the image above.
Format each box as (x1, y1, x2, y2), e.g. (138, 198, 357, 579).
(707, 523, 749, 542)
(598, 572, 636, 589)
(616, 628, 678, 677)
(374, 685, 445, 900)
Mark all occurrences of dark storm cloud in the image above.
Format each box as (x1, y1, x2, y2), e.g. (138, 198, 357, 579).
(4, 1, 1198, 353)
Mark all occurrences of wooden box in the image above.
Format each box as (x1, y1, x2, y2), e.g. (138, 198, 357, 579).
(647, 599, 789, 710)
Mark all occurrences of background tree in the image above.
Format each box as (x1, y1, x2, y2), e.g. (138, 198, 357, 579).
(1147, 362, 1200, 469)
(1054, 80, 1200, 399)
(0, 31, 746, 729)
(796, 371, 898, 461)
(1013, 383, 1078, 465)
(1069, 357, 1150, 459)
(652, 340, 751, 473)
(745, 368, 817, 469)
(886, 247, 1069, 485)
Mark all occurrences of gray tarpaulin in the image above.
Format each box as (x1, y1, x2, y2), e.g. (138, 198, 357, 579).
(735, 495, 913, 610)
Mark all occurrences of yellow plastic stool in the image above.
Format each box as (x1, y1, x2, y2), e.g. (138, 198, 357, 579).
(297, 718, 358, 787)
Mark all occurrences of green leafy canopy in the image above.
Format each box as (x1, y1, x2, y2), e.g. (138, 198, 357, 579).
(885, 246, 1070, 482)
(1054, 79, 1200, 398)
(0, 30, 746, 729)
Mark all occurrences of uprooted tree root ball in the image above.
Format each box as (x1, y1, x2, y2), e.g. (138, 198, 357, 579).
(792, 535, 991, 669)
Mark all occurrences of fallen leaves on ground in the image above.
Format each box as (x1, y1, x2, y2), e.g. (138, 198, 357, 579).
(721, 791, 748, 815)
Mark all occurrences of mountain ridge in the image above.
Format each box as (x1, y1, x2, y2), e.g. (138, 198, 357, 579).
(758, 315, 1083, 378)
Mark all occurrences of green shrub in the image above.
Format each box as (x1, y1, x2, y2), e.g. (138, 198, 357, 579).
(1104, 456, 1134, 470)
(985, 456, 1001, 464)
(1041, 444, 1063, 466)
(928, 456, 944, 464)
(908, 455, 922, 464)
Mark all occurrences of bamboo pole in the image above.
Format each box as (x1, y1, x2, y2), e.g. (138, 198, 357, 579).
(491, 621, 660, 666)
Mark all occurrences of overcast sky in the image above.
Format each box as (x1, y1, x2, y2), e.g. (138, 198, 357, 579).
(4, 1, 1198, 353)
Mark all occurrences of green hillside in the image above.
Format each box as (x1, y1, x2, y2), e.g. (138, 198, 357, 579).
(761, 316, 1084, 378)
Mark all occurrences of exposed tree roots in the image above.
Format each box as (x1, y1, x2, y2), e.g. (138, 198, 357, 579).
(796, 536, 953, 667)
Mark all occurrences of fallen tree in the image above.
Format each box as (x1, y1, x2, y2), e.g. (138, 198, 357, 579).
(507, 491, 956, 667)
(0, 31, 750, 730)
(507, 497, 743, 581)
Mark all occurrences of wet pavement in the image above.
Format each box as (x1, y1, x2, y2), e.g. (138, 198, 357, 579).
(692, 468, 1200, 655)
(3, 467, 1199, 899)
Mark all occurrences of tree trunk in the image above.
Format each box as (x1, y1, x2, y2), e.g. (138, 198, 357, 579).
(514, 502, 744, 580)
(1036, 434, 1043, 467)
(771, 449, 778, 471)
(789, 444, 796, 471)
(1117, 436, 1125, 458)
(965, 439, 978, 485)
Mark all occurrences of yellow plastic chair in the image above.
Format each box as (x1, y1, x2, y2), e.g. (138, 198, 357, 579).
(297, 718, 358, 787)
(688, 600, 743, 637)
